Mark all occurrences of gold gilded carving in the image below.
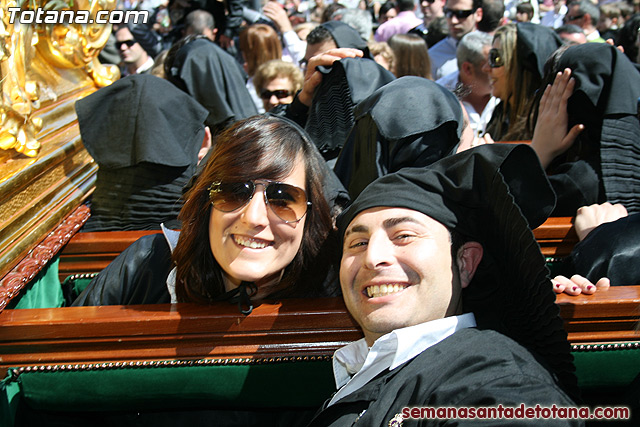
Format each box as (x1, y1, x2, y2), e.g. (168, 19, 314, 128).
(0, 0, 119, 157)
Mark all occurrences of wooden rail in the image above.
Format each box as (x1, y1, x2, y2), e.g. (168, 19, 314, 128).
(1, 287, 638, 377)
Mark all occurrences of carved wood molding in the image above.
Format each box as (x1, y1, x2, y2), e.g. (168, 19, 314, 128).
(0, 205, 90, 311)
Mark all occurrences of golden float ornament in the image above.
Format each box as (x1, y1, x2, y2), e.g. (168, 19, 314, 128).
(0, 0, 119, 157)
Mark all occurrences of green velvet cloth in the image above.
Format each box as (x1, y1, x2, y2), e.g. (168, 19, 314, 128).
(11, 360, 335, 412)
(574, 347, 640, 391)
(7, 257, 64, 310)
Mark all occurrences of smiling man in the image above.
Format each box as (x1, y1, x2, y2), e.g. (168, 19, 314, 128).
(308, 144, 582, 426)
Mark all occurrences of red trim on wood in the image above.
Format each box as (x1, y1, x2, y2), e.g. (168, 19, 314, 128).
(0, 205, 90, 312)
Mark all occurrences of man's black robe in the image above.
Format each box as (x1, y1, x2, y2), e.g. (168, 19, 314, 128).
(309, 328, 581, 426)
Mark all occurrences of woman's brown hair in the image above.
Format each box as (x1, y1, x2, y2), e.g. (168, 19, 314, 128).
(238, 24, 282, 77)
(387, 34, 432, 80)
(172, 116, 333, 303)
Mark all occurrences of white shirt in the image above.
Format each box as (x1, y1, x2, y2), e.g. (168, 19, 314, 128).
(428, 37, 458, 80)
(329, 313, 477, 406)
(435, 71, 499, 136)
(162, 224, 180, 303)
(540, 5, 567, 29)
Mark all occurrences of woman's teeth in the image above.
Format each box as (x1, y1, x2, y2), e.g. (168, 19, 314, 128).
(234, 235, 270, 249)
(366, 284, 407, 298)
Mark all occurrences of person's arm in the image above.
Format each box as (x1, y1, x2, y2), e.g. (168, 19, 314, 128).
(71, 234, 173, 306)
(297, 48, 363, 107)
(280, 48, 363, 125)
(262, 2, 307, 65)
(552, 203, 628, 295)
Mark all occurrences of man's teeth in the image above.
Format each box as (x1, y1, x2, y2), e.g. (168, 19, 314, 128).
(234, 235, 269, 249)
(366, 284, 407, 298)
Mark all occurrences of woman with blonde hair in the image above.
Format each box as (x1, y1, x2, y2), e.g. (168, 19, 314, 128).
(483, 22, 562, 141)
(253, 60, 304, 112)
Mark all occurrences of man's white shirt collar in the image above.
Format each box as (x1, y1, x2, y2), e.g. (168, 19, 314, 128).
(329, 313, 476, 406)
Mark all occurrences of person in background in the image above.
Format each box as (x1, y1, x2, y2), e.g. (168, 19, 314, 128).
(564, 0, 605, 42)
(164, 36, 258, 134)
(184, 9, 216, 40)
(516, 2, 535, 23)
(437, 31, 496, 136)
(238, 23, 284, 113)
(541, 0, 567, 29)
(374, 0, 423, 42)
(75, 74, 210, 232)
(263, 1, 308, 66)
(420, 0, 445, 26)
(387, 33, 432, 78)
(428, 0, 483, 79)
(339, 7, 375, 42)
(555, 23, 587, 44)
(253, 59, 304, 112)
(483, 22, 562, 141)
(377, 0, 398, 26)
(115, 25, 155, 75)
(597, 2, 622, 41)
(369, 40, 396, 71)
(476, 0, 505, 33)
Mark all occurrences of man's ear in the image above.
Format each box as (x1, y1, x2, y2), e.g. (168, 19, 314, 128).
(474, 7, 483, 25)
(460, 61, 473, 78)
(197, 126, 212, 164)
(456, 242, 483, 289)
(584, 13, 593, 27)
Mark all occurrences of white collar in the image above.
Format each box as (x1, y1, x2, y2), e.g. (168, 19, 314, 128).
(135, 56, 155, 75)
(161, 224, 180, 303)
(329, 313, 476, 406)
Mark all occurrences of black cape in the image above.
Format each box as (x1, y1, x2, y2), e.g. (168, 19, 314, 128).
(333, 76, 464, 198)
(550, 43, 640, 215)
(308, 328, 580, 427)
(304, 57, 395, 162)
(168, 38, 258, 132)
(75, 74, 209, 231)
(560, 213, 640, 286)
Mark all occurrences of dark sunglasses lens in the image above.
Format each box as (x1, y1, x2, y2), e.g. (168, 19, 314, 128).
(489, 49, 503, 68)
(210, 182, 253, 212)
(117, 40, 136, 49)
(445, 8, 473, 19)
(260, 90, 291, 100)
(265, 183, 308, 222)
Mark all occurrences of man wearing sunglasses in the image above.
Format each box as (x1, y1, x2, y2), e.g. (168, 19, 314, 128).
(428, 0, 482, 80)
(564, 0, 606, 43)
(114, 25, 154, 76)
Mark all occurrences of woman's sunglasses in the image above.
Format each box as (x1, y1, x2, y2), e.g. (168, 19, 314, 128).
(260, 89, 292, 100)
(488, 48, 504, 68)
(209, 180, 311, 223)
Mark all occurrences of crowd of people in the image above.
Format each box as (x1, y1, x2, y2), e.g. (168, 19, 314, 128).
(69, 0, 640, 424)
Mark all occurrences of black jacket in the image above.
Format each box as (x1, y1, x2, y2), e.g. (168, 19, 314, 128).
(308, 328, 581, 426)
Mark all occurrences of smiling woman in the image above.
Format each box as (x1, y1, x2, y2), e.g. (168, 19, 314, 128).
(72, 116, 343, 310)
